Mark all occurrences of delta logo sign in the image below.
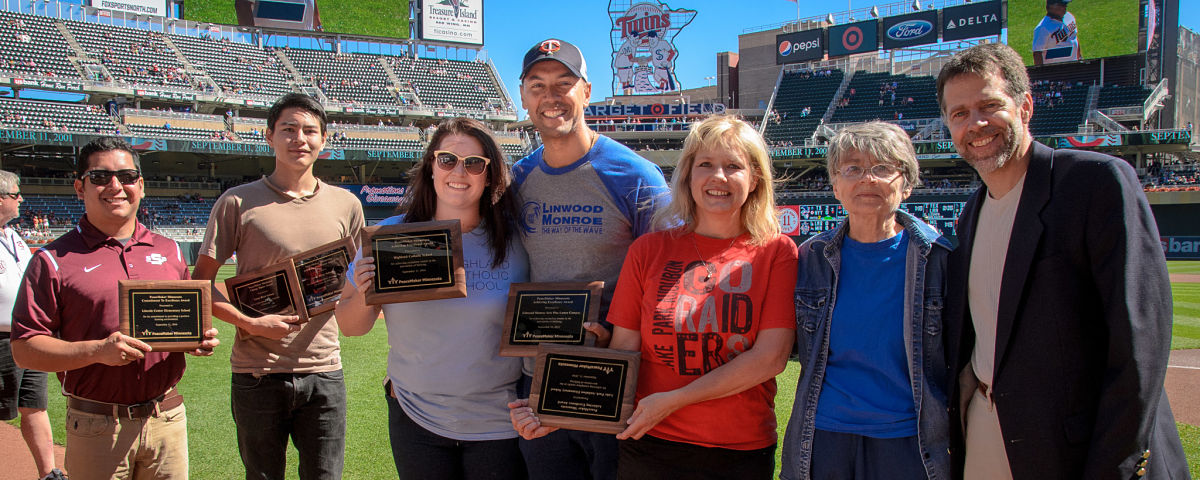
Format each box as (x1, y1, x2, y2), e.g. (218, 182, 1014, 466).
(887, 20, 933, 42)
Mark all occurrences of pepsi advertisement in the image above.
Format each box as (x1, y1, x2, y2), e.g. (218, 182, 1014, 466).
(942, 1, 1003, 42)
(882, 11, 939, 49)
(775, 29, 824, 64)
(828, 19, 878, 57)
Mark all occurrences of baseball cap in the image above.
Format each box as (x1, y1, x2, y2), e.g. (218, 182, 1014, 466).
(1047, 0, 1071, 5)
(520, 38, 588, 82)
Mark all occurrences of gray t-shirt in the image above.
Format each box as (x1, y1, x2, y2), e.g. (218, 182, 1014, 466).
(511, 135, 669, 374)
(349, 215, 529, 440)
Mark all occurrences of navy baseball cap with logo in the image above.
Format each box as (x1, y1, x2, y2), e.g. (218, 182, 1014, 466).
(520, 38, 588, 82)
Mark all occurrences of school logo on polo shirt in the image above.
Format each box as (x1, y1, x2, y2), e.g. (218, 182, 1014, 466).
(146, 253, 167, 265)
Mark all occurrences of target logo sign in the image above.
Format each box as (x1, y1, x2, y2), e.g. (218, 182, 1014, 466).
(842, 26, 863, 50)
(829, 19, 877, 57)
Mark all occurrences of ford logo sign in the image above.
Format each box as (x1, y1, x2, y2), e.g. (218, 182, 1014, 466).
(887, 20, 933, 41)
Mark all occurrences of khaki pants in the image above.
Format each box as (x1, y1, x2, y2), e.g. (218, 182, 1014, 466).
(963, 386, 1014, 480)
(64, 403, 188, 480)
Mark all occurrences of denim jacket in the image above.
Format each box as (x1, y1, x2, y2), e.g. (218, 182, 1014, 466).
(780, 210, 952, 480)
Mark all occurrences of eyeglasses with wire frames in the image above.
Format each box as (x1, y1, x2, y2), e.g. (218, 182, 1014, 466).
(433, 151, 490, 175)
(836, 163, 902, 181)
(80, 169, 141, 186)
(0, 191, 19, 200)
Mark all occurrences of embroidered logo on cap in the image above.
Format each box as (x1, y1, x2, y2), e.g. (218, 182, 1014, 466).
(539, 39, 561, 54)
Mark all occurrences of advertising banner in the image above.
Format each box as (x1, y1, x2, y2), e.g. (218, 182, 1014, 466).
(776, 205, 800, 236)
(882, 10, 939, 49)
(775, 29, 824, 65)
(941, 1, 1003, 41)
(420, 0, 483, 45)
(1161, 236, 1200, 260)
(828, 19, 878, 57)
(92, 0, 167, 17)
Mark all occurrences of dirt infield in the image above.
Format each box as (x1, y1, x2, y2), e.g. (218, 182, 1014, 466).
(0, 421, 64, 480)
(1171, 273, 1200, 283)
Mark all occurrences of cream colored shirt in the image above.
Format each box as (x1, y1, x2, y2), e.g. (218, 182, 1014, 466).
(201, 176, 365, 374)
(968, 174, 1026, 386)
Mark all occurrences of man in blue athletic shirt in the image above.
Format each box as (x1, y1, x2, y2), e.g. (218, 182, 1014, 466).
(507, 38, 669, 480)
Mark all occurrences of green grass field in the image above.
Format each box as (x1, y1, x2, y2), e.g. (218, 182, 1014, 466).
(1005, 0, 1140, 66)
(183, 0, 410, 40)
(11, 261, 1200, 478)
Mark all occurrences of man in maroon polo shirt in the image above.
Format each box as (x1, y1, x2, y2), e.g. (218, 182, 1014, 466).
(10, 137, 219, 480)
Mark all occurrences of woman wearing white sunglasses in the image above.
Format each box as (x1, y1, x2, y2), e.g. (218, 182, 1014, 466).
(336, 117, 529, 479)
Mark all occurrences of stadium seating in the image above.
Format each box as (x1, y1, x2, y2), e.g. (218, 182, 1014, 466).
(1028, 81, 1088, 135)
(124, 109, 230, 140)
(0, 11, 79, 79)
(0, 97, 118, 133)
(390, 57, 510, 112)
(829, 73, 939, 124)
(327, 124, 423, 151)
(1098, 85, 1152, 109)
(64, 19, 192, 88)
(763, 69, 844, 145)
(285, 49, 396, 105)
(171, 35, 293, 98)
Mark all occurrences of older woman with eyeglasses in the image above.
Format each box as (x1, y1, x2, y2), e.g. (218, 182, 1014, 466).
(780, 121, 952, 480)
(335, 117, 529, 479)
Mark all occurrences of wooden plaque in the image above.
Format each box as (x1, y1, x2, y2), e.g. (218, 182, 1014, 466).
(292, 236, 356, 318)
(499, 282, 603, 357)
(360, 219, 466, 305)
(224, 259, 307, 321)
(118, 280, 212, 352)
(530, 344, 640, 435)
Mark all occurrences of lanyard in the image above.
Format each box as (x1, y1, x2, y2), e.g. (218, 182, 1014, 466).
(0, 228, 21, 265)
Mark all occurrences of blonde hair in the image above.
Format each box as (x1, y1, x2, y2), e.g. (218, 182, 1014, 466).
(652, 115, 779, 245)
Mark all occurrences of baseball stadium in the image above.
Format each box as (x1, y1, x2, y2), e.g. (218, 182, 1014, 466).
(0, 0, 1197, 478)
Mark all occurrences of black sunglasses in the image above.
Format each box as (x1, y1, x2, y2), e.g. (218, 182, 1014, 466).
(80, 169, 141, 186)
(433, 151, 490, 175)
(0, 192, 19, 200)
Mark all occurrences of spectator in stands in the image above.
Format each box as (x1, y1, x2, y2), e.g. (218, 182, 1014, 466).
(10, 137, 218, 479)
(505, 38, 669, 480)
(936, 42, 1186, 479)
(193, 94, 364, 479)
(336, 117, 527, 479)
(781, 121, 950, 480)
(0, 171, 65, 480)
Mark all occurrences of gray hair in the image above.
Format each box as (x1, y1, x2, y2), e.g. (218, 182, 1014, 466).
(0, 170, 19, 193)
(826, 121, 921, 189)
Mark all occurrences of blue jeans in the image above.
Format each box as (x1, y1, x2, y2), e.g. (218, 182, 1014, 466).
(231, 371, 346, 480)
(386, 390, 524, 480)
(516, 374, 618, 480)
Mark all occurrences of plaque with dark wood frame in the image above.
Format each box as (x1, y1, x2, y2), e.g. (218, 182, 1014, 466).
(529, 344, 640, 435)
(292, 236, 356, 318)
(499, 282, 603, 357)
(224, 260, 307, 321)
(359, 219, 466, 305)
(118, 280, 212, 352)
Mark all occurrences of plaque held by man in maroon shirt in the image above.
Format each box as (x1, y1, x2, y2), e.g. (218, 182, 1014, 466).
(119, 279, 212, 352)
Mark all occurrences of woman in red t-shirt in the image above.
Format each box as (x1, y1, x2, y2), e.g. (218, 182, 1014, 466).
(512, 115, 797, 479)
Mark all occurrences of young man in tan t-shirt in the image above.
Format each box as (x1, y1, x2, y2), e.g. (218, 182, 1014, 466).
(193, 93, 364, 479)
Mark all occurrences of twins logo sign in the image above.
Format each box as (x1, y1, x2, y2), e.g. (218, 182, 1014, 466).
(610, 0, 696, 94)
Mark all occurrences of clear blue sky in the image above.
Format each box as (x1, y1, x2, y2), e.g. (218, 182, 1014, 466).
(481, 0, 1200, 119)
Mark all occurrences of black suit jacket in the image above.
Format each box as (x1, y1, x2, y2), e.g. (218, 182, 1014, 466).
(944, 142, 1188, 479)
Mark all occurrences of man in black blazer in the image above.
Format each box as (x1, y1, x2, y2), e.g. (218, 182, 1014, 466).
(937, 43, 1188, 479)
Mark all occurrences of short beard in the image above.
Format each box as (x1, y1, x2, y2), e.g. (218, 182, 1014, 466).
(959, 122, 1020, 176)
